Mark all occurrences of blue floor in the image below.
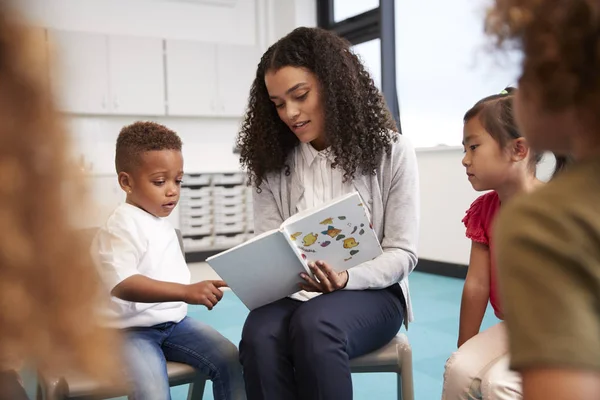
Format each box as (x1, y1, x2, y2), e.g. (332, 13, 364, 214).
(167, 271, 499, 400)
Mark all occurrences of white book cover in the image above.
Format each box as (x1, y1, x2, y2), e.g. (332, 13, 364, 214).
(207, 192, 382, 310)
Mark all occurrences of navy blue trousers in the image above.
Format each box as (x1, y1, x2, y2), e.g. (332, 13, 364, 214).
(239, 286, 405, 400)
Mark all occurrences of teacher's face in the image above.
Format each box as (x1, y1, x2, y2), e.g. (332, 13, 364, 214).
(265, 66, 327, 150)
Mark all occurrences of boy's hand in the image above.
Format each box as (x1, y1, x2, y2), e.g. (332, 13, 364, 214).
(184, 280, 227, 310)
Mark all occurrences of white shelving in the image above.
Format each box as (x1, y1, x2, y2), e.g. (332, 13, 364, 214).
(180, 172, 254, 253)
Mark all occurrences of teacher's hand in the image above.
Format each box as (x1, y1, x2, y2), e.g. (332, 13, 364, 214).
(299, 260, 349, 293)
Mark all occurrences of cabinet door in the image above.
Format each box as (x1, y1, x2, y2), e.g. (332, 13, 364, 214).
(108, 36, 165, 116)
(165, 40, 218, 116)
(216, 44, 259, 117)
(48, 30, 109, 114)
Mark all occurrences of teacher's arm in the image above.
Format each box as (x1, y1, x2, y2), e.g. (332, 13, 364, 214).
(252, 178, 285, 235)
(344, 135, 420, 290)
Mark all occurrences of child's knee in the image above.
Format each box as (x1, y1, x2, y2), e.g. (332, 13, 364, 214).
(444, 352, 470, 383)
(443, 352, 481, 398)
(481, 371, 521, 399)
(212, 337, 241, 370)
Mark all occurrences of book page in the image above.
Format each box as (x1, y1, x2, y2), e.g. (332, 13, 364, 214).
(282, 192, 383, 272)
(206, 230, 309, 310)
(281, 192, 357, 227)
(207, 228, 280, 258)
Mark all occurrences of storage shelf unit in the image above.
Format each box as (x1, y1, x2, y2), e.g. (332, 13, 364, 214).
(180, 172, 254, 254)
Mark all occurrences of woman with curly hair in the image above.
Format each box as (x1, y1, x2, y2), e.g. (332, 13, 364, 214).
(236, 27, 419, 400)
(485, 1, 600, 399)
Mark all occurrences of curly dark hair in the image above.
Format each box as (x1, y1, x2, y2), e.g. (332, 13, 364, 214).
(116, 121, 182, 173)
(485, 0, 600, 116)
(236, 27, 398, 188)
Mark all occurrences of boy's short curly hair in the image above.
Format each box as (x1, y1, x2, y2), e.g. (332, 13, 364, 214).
(115, 121, 182, 173)
(485, 0, 600, 116)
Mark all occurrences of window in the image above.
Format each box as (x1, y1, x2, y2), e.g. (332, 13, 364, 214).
(394, 0, 521, 148)
(334, 0, 379, 22)
(319, 0, 524, 148)
(352, 39, 381, 90)
(317, 0, 399, 129)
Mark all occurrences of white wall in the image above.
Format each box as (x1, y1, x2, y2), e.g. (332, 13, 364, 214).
(18, 0, 316, 177)
(418, 148, 557, 265)
(395, 0, 522, 149)
(17, 0, 316, 228)
(20, 0, 257, 44)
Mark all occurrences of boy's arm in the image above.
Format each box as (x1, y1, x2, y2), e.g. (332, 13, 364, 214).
(95, 222, 227, 309)
(112, 276, 227, 310)
(457, 241, 491, 348)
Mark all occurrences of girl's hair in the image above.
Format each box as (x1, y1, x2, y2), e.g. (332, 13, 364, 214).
(552, 155, 574, 178)
(464, 87, 543, 166)
(485, 0, 600, 121)
(237, 27, 398, 189)
(0, 3, 120, 381)
(464, 87, 570, 177)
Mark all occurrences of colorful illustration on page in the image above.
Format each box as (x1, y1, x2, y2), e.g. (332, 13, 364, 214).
(343, 238, 359, 249)
(302, 233, 318, 247)
(319, 217, 334, 225)
(290, 232, 302, 241)
(321, 225, 341, 238)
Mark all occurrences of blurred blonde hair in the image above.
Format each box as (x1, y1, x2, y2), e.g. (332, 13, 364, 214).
(0, 1, 120, 382)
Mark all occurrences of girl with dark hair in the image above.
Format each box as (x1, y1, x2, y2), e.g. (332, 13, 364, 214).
(443, 87, 567, 400)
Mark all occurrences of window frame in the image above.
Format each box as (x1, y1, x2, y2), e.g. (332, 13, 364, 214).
(317, 0, 401, 132)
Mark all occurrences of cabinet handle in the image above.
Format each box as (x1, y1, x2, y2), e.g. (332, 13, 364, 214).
(113, 98, 119, 110)
(102, 95, 107, 110)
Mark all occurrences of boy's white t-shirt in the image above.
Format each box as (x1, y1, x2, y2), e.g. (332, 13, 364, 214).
(92, 203, 190, 329)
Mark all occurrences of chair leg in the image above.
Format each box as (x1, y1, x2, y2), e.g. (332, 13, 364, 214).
(399, 361, 415, 400)
(36, 374, 64, 400)
(187, 376, 206, 400)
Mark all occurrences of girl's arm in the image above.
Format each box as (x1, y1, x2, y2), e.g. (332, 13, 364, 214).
(457, 240, 491, 348)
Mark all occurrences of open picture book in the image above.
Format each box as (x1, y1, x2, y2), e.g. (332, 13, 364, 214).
(206, 192, 383, 310)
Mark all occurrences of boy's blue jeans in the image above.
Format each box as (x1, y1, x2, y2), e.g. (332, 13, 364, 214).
(123, 316, 246, 400)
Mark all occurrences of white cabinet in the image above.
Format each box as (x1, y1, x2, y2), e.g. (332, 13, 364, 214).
(108, 36, 166, 116)
(165, 40, 218, 116)
(49, 30, 165, 116)
(49, 31, 110, 114)
(49, 29, 258, 118)
(165, 41, 259, 117)
(216, 44, 259, 117)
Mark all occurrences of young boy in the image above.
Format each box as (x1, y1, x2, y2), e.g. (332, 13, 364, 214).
(93, 121, 246, 400)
